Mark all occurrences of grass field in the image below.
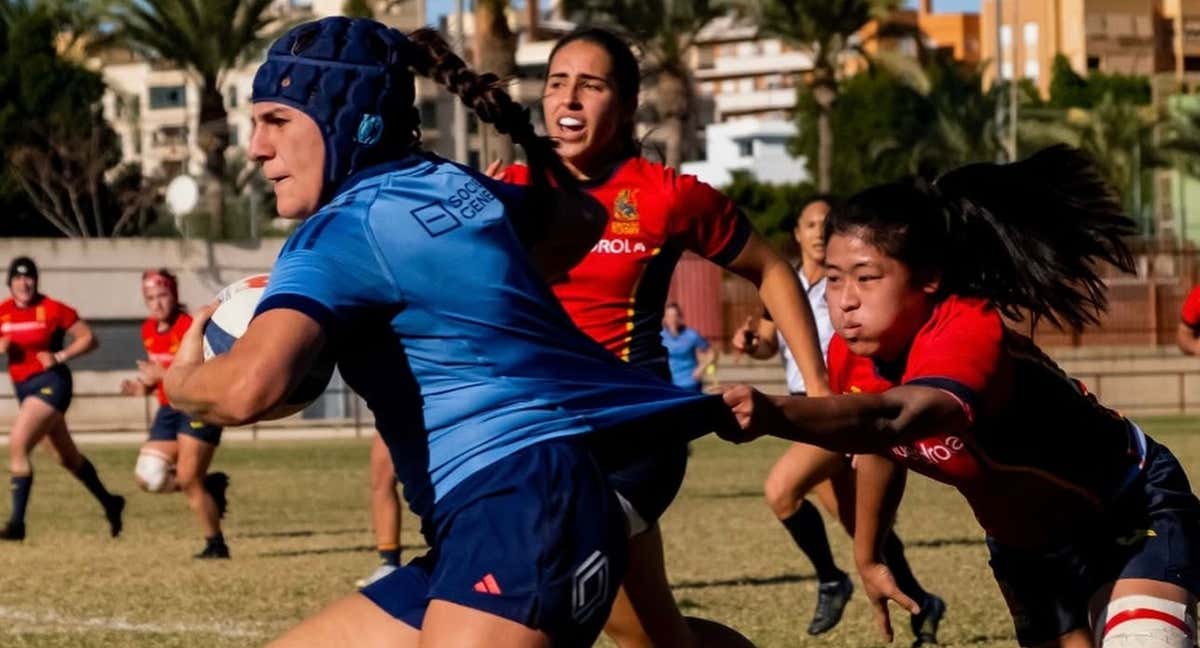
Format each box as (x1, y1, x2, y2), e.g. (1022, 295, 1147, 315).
(0, 418, 1197, 647)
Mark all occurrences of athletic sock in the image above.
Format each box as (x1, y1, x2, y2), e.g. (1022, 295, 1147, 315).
(882, 531, 928, 603)
(781, 499, 845, 583)
(378, 544, 400, 567)
(9, 474, 32, 525)
(73, 457, 115, 507)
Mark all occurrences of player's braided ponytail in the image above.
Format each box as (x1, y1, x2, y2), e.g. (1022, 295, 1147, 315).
(404, 28, 576, 191)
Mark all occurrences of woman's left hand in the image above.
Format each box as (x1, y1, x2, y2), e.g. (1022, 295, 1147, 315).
(859, 561, 922, 643)
(163, 301, 218, 400)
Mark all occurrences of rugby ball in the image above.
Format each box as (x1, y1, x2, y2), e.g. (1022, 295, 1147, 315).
(203, 274, 334, 420)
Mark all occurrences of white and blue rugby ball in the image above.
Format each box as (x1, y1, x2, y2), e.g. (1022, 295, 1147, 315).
(204, 274, 334, 420)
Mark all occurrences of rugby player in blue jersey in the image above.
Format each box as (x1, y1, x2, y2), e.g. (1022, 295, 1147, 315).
(164, 17, 740, 647)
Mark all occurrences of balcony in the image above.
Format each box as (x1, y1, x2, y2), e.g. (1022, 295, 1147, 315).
(695, 52, 813, 80)
(713, 89, 797, 116)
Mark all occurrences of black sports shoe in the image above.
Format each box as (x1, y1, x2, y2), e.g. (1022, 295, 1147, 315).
(808, 573, 854, 635)
(0, 521, 25, 541)
(910, 593, 946, 646)
(104, 495, 125, 538)
(203, 472, 229, 519)
(194, 542, 231, 560)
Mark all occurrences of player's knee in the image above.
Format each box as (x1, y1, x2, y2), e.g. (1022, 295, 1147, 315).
(134, 451, 175, 493)
(1096, 595, 1196, 648)
(763, 473, 800, 519)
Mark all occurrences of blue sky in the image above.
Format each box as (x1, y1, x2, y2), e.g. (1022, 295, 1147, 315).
(425, 0, 983, 26)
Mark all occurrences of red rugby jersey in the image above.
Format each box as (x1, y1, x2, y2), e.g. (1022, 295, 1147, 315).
(501, 158, 750, 365)
(141, 312, 192, 405)
(0, 296, 79, 383)
(1182, 285, 1200, 328)
(827, 295, 1140, 546)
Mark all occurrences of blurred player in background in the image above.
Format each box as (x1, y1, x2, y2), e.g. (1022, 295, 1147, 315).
(491, 26, 827, 648)
(0, 256, 123, 541)
(734, 197, 944, 640)
(660, 303, 715, 393)
(122, 269, 230, 559)
(724, 146, 1199, 648)
(165, 18, 743, 647)
(356, 433, 404, 588)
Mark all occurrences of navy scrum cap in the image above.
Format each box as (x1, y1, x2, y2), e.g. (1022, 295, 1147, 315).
(252, 17, 419, 200)
(8, 257, 37, 284)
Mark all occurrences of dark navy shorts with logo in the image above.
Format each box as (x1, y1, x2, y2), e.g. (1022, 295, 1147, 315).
(361, 439, 628, 645)
(986, 434, 1200, 646)
(148, 404, 223, 446)
(14, 365, 72, 413)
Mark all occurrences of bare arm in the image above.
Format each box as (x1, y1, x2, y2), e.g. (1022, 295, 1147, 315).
(721, 384, 969, 453)
(1178, 322, 1200, 356)
(854, 454, 921, 641)
(730, 316, 781, 359)
(40, 319, 98, 368)
(164, 305, 326, 426)
(725, 233, 829, 395)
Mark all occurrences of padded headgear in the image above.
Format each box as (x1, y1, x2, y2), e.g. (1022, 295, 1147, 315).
(252, 17, 419, 201)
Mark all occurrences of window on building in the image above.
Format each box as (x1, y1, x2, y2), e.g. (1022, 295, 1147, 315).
(1024, 60, 1039, 80)
(720, 79, 736, 94)
(1024, 22, 1038, 52)
(999, 25, 1011, 50)
(736, 42, 757, 57)
(1087, 56, 1101, 70)
(764, 74, 784, 89)
(699, 81, 716, 94)
(763, 40, 781, 55)
(227, 84, 237, 108)
(1001, 61, 1013, 79)
(228, 124, 238, 147)
(738, 78, 754, 93)
(148, 85, 186, 110)
(737, 140, 753, 157)
(1186, 56, 1200, 72)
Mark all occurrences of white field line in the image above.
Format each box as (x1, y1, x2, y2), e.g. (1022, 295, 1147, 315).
(0, 605, 270, 638)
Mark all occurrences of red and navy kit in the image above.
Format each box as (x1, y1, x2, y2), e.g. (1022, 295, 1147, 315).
(0, 296, 78, 384)
(1182, 285, 1200, 328)
(827, 296, 1146, 545)
(141, 313, 191, 406)
(828, 295, 1200, 645)
(502, 158, 752, 368)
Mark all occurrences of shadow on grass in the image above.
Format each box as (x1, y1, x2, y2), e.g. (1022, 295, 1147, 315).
(258, 544, 430, 558)
(672, 572, 816, 590)
(963, 632, 1016, 644)
(905, 537, 984, 548)
(690, 490, 762, 500)
(238, 527, 370, 539)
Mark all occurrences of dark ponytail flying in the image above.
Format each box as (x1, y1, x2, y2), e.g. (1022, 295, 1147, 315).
(827, 145, 1137, 331)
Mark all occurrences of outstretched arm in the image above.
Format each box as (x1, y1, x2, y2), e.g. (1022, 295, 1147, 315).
(720, 384, 969, 453)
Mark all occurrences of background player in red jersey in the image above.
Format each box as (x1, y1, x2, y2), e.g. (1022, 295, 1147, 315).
(0, 256, 123, 541)
(1176, 284, 1200, 355)
(487, 27, 830, 648)
(121, 269, 230, 559)
(724, 146, 1200, 648)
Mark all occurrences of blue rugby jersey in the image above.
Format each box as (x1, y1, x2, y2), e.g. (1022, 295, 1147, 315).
(256, 154, 721, 524)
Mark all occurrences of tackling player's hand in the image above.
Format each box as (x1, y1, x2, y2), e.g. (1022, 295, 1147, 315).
(720, 384, 785, 444)
(485, 159, 506, 180)
(858, 561, 921, 643)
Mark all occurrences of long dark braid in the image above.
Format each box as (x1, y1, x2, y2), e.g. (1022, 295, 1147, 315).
(403, 28, 576, 191)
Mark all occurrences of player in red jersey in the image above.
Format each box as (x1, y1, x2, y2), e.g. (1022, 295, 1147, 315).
(724, 147, 1200, 647)
(484, 27, 830, 648)
(1176, 285, 1200, 355)
(121, 269, 230, 558)
(0, 257, 124, 541)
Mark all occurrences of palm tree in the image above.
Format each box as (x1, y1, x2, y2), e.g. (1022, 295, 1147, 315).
(99, 0, 280, 238)
(474, 0, 517, 166)
(564, 0, 727, 169)
(742, 0, 900, 191)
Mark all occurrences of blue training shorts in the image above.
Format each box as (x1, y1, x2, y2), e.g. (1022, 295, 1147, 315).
(148, 404, 223, 446)
(986, 434, 1200, 646)
(361, 439, 628, 645)
(14, 366, 72, 413)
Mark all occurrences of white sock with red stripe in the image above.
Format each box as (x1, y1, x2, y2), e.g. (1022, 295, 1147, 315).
(1094, 594, 1196, 647)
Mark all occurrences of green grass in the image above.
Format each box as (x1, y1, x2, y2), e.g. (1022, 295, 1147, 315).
(0, 418, 1197, 647)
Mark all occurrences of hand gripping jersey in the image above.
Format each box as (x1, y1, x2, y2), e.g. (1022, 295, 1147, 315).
(0, 296, 78, 383)
(141, 313, 192, 405)
(827, 296, 1144, 548)
(501, 159, 751, 367)
(256, 155, 726, 528)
